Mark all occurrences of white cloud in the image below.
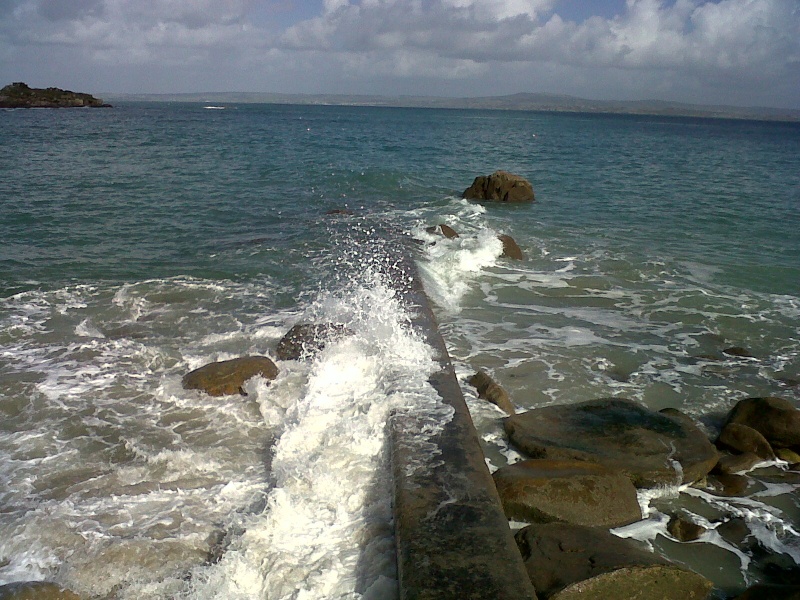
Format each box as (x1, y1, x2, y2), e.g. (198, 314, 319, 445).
(0, 0, 798, 107)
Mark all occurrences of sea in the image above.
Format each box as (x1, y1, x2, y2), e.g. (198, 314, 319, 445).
(1, 102, 799, 599)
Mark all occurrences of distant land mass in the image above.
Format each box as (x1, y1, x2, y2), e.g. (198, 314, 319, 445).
(0, 82, 111, 108)
(103, 91, 799, 122)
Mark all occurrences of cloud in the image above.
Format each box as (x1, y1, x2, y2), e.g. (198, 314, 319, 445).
(0, 0, 798, 107)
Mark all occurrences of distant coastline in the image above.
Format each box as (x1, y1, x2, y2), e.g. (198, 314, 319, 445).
(0, 82, 111, 109)
(102, 91, 800, 122)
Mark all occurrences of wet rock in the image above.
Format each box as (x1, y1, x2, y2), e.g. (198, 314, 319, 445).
(714, 451, 763, 475)
(697, 473, 750, 497)
(425, 224, 459, 239)
(733, 583, 800, 599)
(275, 323, 352, 360)
(723, 397, 800, 448)
(0, 582, 82, 600)
(723, 346, 755, 358)
(515, 522, 712, 600)
(468, 370, 515, 415)
(182, 356, 278, 396)
(776, 448, 800, 463)
(717, 423, 776, 460)
(498, 234, 523, 260)
(504, 398, 719, 487)
(716, 517, 751, 547)
(463, 170, 535, 203)
(492, 459, 641, 528)
(667, 515, 706, 542)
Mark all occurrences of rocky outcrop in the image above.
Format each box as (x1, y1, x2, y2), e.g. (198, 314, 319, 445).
(0, 82, 110, 108)
(722, 397, 800, 449)
(275, 323, 352, 360)
(498, 234, 523, 260)
(182, 356, 278, 396)
(0, 582, 82, 600)
(492, 459, 641, 528)
(468, 370, 515, 415)
(463, 171, 535, 203)
(515, 522, 713, 600)
(504, 398, 719, 487)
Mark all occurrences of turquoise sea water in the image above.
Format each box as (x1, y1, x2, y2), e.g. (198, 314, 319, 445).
(1, 103, 799, 598)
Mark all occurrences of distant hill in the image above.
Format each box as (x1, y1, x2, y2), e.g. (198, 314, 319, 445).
(102, 90, 799, 122)
(0, 82, 111, 108)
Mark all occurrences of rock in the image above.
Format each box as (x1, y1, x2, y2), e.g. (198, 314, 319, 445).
(714, 452, 763, 475)
(696, 473, 750, 497)
(325, 208, 354, 216)
(0, 582, 82, 600)
(498, 234, 523, 260)
(734, 583, 800, 600)
(504, 398, 719, 487)
(468, 370, 515, 415)
(723, 397, 800, 448)
(463, 170, 535, 203)
(667, 515, 706, 541)
(182, 356, 278, 396)
(492, 459, 641, 528)
(515, 522, 712, 600)
(425, 224, 459, 239)
(717, 423, 776, 460)
(723, 346, 755, 358)
(0, 82, 110, 108)
(775, 376, 799, 388)
(716, 517, 751, 547)
(275, 323, 351, 360)
(776, 448, 800, 463)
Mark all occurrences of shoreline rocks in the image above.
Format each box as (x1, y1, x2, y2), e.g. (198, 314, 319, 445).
(468, 370, 515, 415)
(182, 355, 278, 396)
(0, 82, 111, 108)
(275, 323, 352, 360)
(463, 171, 535, 203)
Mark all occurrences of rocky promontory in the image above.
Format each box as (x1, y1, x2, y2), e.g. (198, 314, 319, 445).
(0, 82, 111, 108)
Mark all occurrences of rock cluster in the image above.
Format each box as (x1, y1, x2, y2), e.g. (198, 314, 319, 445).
(0, 82, 111, 108)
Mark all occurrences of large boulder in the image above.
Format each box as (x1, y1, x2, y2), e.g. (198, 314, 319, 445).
(504, 398, 719, 487)
(182, 356, 278, 396)
(498, 234, 523, 260)
(723, 397, 800, 449)
(463, 171, 535, 203)
(492, 459, 641, 528)
(468, 370, 515, 415)
(0, 582, 82, 600)
(716, 422, 775, 460)
(275, 323, 351, 360)
(515, 522, 712, 600)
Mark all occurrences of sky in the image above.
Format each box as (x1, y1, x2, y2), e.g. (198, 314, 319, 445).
(0, 0, 798, 108)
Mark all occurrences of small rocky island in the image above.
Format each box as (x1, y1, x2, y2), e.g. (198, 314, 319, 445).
(0, 82, 111, 108)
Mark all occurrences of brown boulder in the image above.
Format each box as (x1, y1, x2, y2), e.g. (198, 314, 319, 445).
(463, 170, 535, 203)
(425, 224, 459, 239)
(714, 452, 763, 475)
(716, 422, 775, 460)
(504, 398, 719, 487)
(493, 459, 641, 528)
(0, 582, 82, 600)
(515, 522, 712, 600)
(498, 234, 523, 260)
(182, 356, 278, 396)
(275, 323, 351, 360)
(667, 515, 706, 542)
(723, 397, 800, 448)
(468, 370, 515, 415)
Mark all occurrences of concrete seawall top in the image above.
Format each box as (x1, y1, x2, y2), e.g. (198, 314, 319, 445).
(389, 251, 537, 600)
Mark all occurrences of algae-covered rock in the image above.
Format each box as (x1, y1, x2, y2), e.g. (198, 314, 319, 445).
(493, 459, 641, 528)
(463, 171, 535, 203)
(504, 398, 719, 487)
(182, 356, 278, 396)
(515, 522, 712, 600)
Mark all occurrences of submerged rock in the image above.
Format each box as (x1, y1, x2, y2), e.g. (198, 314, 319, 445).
(515, 522, 712, 600)
(463, 170, 535, 203)
(498, 234, 523, 260)
(493, 459, 641, 528)
(275, 323, 352, 360)
(723, 397, 800, 449)
(425, 224, 459, 239)
(504, 398, 719, 487)
(0, 582, 82, 600)
(182, 356, 278, 396)
(468, 370, 515, 415)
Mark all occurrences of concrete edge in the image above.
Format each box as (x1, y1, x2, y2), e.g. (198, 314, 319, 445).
(390, 252, 537, 600)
